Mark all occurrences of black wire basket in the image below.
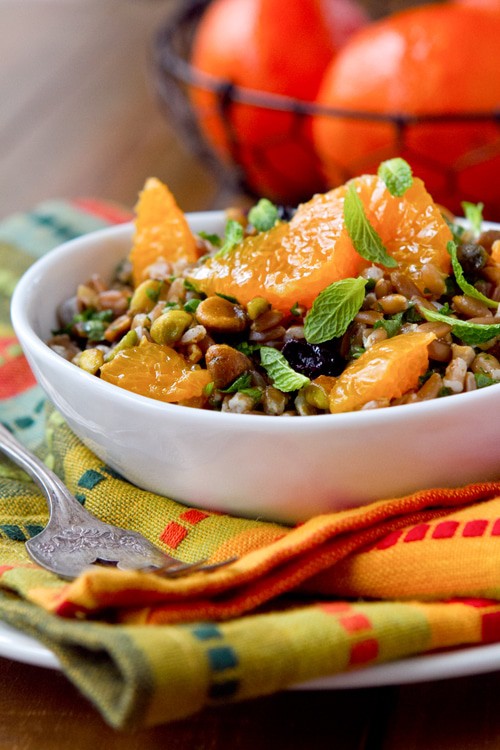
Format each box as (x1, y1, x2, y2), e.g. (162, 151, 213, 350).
(152, 0, 500, 216)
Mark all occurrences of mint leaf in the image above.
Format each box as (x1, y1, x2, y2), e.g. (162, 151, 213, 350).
(461, 201, 484, 236)
(344, 183, 398, 268)
(214, 219, 244, 258)
(248, 198, 279, 232)
(448, 241, 498, 309)
(419, 306, 500, 345)
(304, 277, 367, 344)
(378, 158, 413, 197)
(260, 347, 310, 392)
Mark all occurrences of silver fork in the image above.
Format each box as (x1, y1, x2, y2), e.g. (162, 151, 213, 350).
(0, 422, 235, 580)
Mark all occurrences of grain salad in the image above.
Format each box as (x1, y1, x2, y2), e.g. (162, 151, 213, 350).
(47, 160, 500, 415)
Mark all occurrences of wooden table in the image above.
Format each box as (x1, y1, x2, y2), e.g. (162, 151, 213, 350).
(2, 1, 500, 746)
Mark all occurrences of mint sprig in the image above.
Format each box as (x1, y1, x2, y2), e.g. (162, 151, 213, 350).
(214, 219, 244, 258)
(378, 158, 413, 197)
(448, 240, 498, 309)
(461, 201, 484, 237)
(344, 183, 398, 268)
(419, 306, 500, 346)
(248, 198, 279, 232)
(304, 277, 367, 344)
(259, 347, 310, 392)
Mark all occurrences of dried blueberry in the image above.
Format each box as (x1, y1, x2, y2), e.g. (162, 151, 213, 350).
(281, 340, 343, 378)
(277, 205, 296, 222)
(457, 243, 489, 276)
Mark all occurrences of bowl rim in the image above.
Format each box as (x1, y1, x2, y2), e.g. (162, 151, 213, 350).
(10, 213, 500, 432)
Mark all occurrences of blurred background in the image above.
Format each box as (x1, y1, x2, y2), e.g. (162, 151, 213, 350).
(0, 0, 218, 219)
(2, 0, 499, 220)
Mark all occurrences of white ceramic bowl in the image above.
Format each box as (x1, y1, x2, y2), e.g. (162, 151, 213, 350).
(10, 213, 500, 524)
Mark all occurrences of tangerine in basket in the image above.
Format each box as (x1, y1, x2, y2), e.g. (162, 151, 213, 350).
(129, 177, 199, 288)
(312, 4, 500, 216)
(453, 0, 500, 10)
(328, 331, 436, 414)
(188, 172, 452, 312)
(189, 0, 368, 204)
(99, 338, 211, 404)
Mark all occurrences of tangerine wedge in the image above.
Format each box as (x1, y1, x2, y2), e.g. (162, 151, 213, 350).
(328, 330, 436, 413)
(188, 174, 451, 312)
(99, 338, 211, 404)
(129, 178, 199, 288)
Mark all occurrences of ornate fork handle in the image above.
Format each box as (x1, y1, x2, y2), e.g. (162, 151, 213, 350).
(0, 422, 168, 578)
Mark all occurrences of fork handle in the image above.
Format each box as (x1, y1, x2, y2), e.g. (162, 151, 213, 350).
(0, 421, 85, 524)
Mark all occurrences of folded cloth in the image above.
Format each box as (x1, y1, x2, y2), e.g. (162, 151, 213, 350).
(1, 200, 500, 730)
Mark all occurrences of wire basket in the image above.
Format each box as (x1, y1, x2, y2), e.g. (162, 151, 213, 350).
(152, 0, 500, 215)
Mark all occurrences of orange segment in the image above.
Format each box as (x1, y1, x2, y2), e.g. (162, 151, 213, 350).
(188, 185, 367, 313)
(188, 173, 451, 311)
(328, 330, 436, 413)
(355, 175, 452, 280)
(129, 177, 198, 288)
(100, 338, 211, 404)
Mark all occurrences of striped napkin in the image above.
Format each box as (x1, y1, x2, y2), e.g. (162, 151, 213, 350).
(1, 199, 500, 730)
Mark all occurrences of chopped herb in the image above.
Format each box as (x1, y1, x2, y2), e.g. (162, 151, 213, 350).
(260, 347, 310, 392)
(438, 386, 452, 398)
(405, 304, 423, 323)
(198, 231, 222, 247)
(248, 198, 279, 232)
(344, 182, 398, 268)
(239, 387, 262, 402)
(54, 308, 113, 336)
(216, 292, 239, 304)
(474, 371, 500, 389)
(378, 158, 413, 197)
(81, 319, 107, 341)
(290, 302, 301, 316)
(349, 344, 365, 360)
(184, 279, 200, 293)
(203, 382, 215, 396)
(437, 302, 453, 316)
(304, 277, 367, 344)
(419, 306, 500, 346)
(461, 201, 484, 236)
(146, 285, 162, 303)
(221, 372, 253, 393)
(235, 341, 261, 357)
(374, 311, 404, 338)
(214, 219, 244, 258)
(447, 240, 498, 309)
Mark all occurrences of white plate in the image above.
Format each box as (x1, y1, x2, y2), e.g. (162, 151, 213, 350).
(1, 620, 499, 688)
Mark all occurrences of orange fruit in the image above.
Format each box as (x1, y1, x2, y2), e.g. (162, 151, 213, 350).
(100, 338, 211, 404)
(129, 178, 199, 288)
(328, 331, 436, 413)
(189, 0, 368, 204)
(453, 0, 500, 9)
(312, 4, 500, 217)
(188, 173, 452, 311)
